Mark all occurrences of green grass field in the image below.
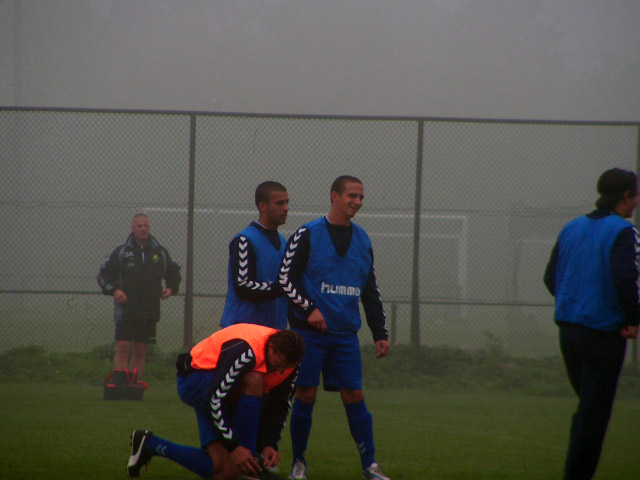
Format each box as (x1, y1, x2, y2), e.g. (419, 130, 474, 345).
(2, 382, 640, 480)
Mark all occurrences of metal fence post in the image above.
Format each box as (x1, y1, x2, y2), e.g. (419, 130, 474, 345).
(183, 114, 196, 350)
(410, 120, 424, 351)
(390, 302, 397, 345)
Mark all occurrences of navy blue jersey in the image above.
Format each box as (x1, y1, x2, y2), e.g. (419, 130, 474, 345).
(544, 209, 640, 331)
(221, 222, 287, 329)
(177, 339, 296, 453)
(279, 217, 388, 342)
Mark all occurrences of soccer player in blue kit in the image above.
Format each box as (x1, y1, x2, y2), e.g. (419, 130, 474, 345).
(278, 176, 392, 480)
(220, 181, 290, 330)
(544, 168, 639, 480)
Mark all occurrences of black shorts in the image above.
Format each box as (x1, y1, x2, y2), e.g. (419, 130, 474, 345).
(115, 318, 157, 344)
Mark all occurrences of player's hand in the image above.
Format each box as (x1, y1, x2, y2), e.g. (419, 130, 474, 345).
(620, 325, 638, 339)
(230, 446, 261, 475)
(114, 289, 128, 304)
(260, 446, 280, 468)
(308, 308, 327, 332)
(375, 339, 389, 358)
(161, 288, 173, 300)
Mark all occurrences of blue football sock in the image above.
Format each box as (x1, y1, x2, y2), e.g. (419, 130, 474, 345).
(290, 398, 315, 463)
(233, 394, 263, 456)
(344, 399, 375, 468)
(145, 434, 213, 478)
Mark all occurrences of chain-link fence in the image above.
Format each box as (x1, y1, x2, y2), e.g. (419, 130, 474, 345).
(2, 108, 638, 358)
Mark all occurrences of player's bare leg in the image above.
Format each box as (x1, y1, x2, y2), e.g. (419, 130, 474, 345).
(114, 340, 131, 370)
(130, 341, 148, 379)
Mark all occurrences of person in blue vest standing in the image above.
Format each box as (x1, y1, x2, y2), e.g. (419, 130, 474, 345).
(279, 175, 391, 480)
(220, 181, 290, 330)
(544, 167, 639, 480)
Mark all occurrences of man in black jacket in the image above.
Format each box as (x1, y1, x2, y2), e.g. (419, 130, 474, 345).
(98, 213, 181, 389)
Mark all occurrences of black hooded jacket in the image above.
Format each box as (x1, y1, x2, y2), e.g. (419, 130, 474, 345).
(97, 233, 181, 322)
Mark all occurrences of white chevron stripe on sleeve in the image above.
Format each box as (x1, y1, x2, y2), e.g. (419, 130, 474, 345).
(278, 226, 312, 310)
(209, 348, 256, 442)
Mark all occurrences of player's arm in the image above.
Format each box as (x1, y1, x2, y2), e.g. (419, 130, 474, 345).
(230, 235, 283, 302)
(361, 249, 389, 343)
(207, 339, 258, 453)
(97, 246, 121, 296)
(163, 249, 181, 295)
(543, 242, 559, 296)
(278, 227, 316, 318)
(611, 226, 640, 327)
(257, 367, 298, 458)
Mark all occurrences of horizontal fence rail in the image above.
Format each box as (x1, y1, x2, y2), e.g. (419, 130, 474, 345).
(1, 107, 638, 360)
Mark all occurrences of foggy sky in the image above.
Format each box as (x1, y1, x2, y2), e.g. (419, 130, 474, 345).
(1, 0, 639, 121)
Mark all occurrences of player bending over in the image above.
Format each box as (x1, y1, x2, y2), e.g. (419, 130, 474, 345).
(127, 325, 305, 480)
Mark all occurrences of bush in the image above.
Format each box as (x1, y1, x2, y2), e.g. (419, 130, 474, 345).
(0, 343, 181, 385)
(2, 343, 639, 397)
(361, 344, 640, 397)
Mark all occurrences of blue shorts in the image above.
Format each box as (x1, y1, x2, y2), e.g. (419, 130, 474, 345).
(177, 370, 223, 449)
(292, 328, 362, 391)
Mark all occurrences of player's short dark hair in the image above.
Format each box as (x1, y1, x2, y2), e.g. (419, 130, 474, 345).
(330, 175, 362, 196)
(255, 181, 287, 208)
(266, 330, 305, 365)
(595, 168, 637, 210)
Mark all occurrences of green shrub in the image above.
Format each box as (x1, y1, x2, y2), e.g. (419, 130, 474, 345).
(2, 343, 639, 397)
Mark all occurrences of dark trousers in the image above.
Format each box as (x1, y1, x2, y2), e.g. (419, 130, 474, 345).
(559, 324, 627, 480)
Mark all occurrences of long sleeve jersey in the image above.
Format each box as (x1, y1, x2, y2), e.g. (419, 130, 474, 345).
(278, 217, 388, 342)
(97, 233, 181, 322)
(544, 209, 640, 330)
(227, 222, 284, 303)
(182, 325, 297, 453)
(220, 222, 287, 329)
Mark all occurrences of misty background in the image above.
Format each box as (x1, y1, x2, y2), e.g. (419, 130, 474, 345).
(1, 1, 639, 120)
(1, 2, 639, 356)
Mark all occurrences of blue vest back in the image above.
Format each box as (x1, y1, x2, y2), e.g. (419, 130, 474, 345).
(554, 214, 632, 331)
(301, 218, 372, 334)
(220, 225, 288, 329)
